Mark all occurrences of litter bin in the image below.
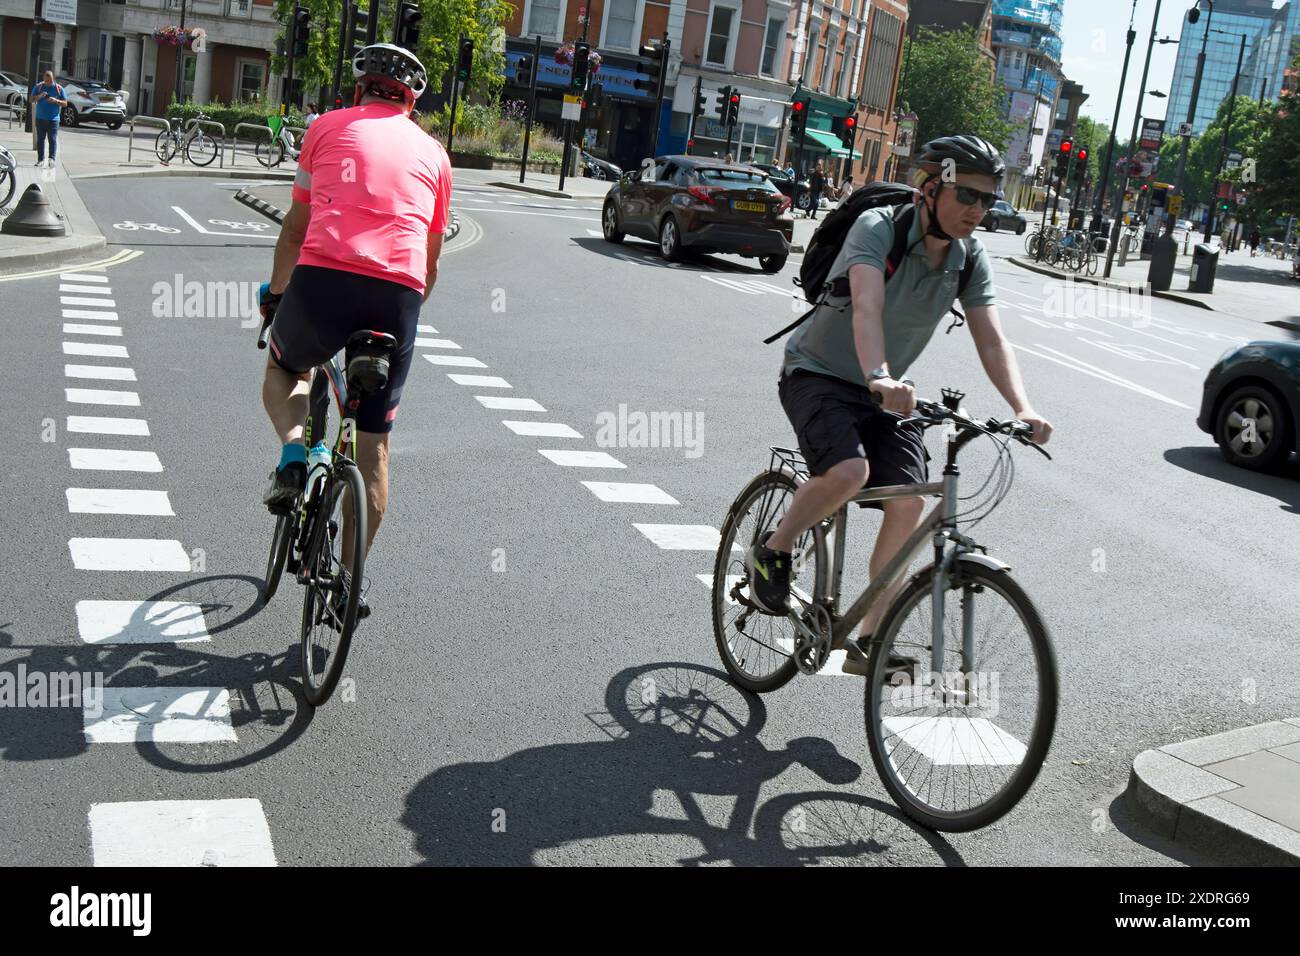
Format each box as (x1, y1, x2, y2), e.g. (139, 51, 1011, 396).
(1147, 234, 1177, 291)
(1188, 243, 1219, 293)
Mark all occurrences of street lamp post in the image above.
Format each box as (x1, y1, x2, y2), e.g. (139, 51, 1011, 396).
(1090, 0, 1138, 267)
(1172, 1, 1214, 226)
(1205, 30, 1247, 243)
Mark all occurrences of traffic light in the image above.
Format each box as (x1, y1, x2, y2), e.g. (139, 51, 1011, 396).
(789, 97, 810, 137)
(571, 41, 590, 91)
(456, 37, 474, 82)
(515, 54, 535, 88)
(725, 91, 740, 126)
(348, 4, 369, 58)
(715, 85, 731, 120)
(395, 1, 421, 50)
(1056, 138, 1073, 176)
(634, 40, 665, 95)
(333, 95, 343, 110)
(292, 5, 311, 59)
(831, 114, 857, 149)
(1075, 147, 1088, 180)
(693, 88, 706, 117)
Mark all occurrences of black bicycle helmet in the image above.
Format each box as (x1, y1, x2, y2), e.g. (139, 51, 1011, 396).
(352, 43, 428, 100)
(915, 134, 1006, 179)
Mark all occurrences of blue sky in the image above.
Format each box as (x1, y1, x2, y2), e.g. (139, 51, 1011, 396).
(1057, 0, 1278, 139)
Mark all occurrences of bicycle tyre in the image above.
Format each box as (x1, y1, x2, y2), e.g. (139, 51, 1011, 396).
(299, 462, 367, 707)
(712, 469, 825, 694)
(863, 562, 1058, 832)
(255, 137, 285, 169)
(154, 129, 177, 163)
(1086, 247, 1099, 275)
(262, 510, 294, 603)
(0, 169, 14, 209)
(186, 131, 218, 167)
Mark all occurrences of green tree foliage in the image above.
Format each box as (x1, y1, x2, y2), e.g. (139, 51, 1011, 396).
(1072, 115, 1110, 185)
(896, 27, 1016, 152)
(1237, 54, 1300, 227)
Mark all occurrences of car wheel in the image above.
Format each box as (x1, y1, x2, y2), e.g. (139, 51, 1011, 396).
(759, 254, 787, 274)
(797, 192, 813, 213)
(1214, 384, 1293, 471)
(592, 166, 606, 180)
(601, 200, 624, 244)
(62, 105, 78, 127)
(659, 216, 683, 262)
(986, 217, 999, 232)
(1017, 222, 1026, 235)
(106, 120, 122, 130)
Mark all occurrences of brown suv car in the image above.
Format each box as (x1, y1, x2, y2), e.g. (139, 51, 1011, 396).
(601, 156, 794, 273)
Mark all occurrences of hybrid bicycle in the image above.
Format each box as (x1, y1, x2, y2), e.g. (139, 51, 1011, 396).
(155, 112, 220, 166)
(711, 386, 1059, 832)
(256, 307, 396, 706)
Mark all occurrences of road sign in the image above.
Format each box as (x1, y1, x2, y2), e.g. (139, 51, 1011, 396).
(43, 0, 77, 26)
(1167, 195, 1183, 217)
(1178, 122, 1193, 137)
(561, 93, 582, 121)
(1018, 151, 1032, 167)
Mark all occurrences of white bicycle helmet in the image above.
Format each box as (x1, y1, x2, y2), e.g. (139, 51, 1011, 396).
(352, 43, 428, 100)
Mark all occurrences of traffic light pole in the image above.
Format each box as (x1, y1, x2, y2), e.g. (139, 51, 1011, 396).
(365, 1, 378, 46)
(447, 33, 464, 155)
(24, 0, 42, 135)
(648, 35, 669, 160)
(283, 13, 295, 111)
(331, 6, 350, 110)
(1173, 2, 1213, 232)
(520, 35, 541, 184)
(686, 74, 702, 155)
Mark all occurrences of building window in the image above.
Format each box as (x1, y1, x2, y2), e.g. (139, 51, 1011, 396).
(803, 25, 819, 83)
(819, 30, 836, 89)
(835, 36, 852, 96)
(225, 0, 251, 15)
(605, 0, 638, 51)
(860, 9, 901, 109)
(237, 60, 265, 102)
(527, 0, 565, 41)
(761, 16, 784, 76)
(706, 5, 737, 67)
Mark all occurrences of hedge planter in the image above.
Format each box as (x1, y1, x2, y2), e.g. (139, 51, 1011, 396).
(448, 151, 495, 170)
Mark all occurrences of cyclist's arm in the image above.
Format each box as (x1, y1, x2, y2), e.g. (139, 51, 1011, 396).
(965, 305, 1050, 442)
(847, 262, 888, 381)
(423, 230, 443, 303)
(269, 198, 311, 295)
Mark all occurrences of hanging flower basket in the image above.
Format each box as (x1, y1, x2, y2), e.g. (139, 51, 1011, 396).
(153, 26, 203, 48)
(554, 43, 601, 75)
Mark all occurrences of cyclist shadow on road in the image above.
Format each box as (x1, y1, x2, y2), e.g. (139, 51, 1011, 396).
(0, 575, 312, 768)
(402, 661, 964, 866)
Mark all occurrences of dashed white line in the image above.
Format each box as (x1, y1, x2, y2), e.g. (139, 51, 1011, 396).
(414, 337, 461, 349)
(537, 449, 626, 468)
(88, 799, 277, 866)
(65, 365, 137, 381)
(68, 448, 165, 473)
(66, 488, 174, 515)
(76, 600, 211, 645)
(62, 310, 119, 321)
(62, 296, 117, 307)
(633, 524, 729, 550)
(501, 420, 582, 438)
(65, 388, 140, 406)
(581, 481, 680, 504)
(63, 342, 129, 359)
(59, 273, 110, 283)
(417, 324, 439, 334)
(60, 284, 115, 295)
(474, 396, 545, 411)
(447, 373, 511, 388)
(67, 416, 150, 436)
(69, 538, 190, 571)
(422, 354, 488, 368)
(63, 323, 122, 337)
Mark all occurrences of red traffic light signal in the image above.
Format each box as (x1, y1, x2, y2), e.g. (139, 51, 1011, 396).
(843, 116, 856, 130)
(333, 96, 343, 110)
(791, 100, 804, 114)
(1060, 139, 1072, 154)
(1077, 148, 1087, 162)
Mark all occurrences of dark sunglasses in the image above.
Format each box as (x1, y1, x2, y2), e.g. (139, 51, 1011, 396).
(952, 185, 1000, 209)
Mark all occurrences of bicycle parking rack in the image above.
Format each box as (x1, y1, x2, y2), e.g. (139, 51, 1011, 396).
(1, 103, 22, 129)
(185, 118, 227, 168)
(230, 122, 273, 168)
(126, 115, 170, 163)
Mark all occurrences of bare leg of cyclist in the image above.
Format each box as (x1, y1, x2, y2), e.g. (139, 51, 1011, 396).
(262, 359, 311, 444)
(859, 496, 926, 638)
(766, 458, 868, 554)
(340, 430, 389, 559)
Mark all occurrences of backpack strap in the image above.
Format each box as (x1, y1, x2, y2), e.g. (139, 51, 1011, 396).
(824, 202, 916, 299)
(944, 239, 976, 334)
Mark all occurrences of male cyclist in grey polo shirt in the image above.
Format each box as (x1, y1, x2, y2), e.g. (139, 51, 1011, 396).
(746, 134, 1055, 675)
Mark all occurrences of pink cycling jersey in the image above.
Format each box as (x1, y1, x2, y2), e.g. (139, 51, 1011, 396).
(291, 101, 452, 293)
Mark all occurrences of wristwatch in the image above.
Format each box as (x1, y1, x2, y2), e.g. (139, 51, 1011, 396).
(867, 367, 890, 383)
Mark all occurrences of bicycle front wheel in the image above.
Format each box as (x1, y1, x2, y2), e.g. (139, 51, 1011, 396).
(255, 137, 285, 168)
(186, 132, 218, 167)
(863, 561, 1057, 832)
(154, 129, 177, 163)
(300, 462, 367, 707)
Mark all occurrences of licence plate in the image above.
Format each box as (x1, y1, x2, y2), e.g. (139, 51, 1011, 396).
(733, 200, 766, 213)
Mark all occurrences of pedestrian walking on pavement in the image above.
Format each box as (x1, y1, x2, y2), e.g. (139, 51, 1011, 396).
(1248, 227, 1261, 257)
(807, 162, 826, 219)
(30, 71, 67, 168)
(304, 102, 321, 127)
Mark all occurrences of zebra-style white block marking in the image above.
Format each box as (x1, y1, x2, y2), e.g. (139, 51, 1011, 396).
(65, 365, 136, 382)
(76, 600, 211, 645)
(633, 524, 726, 551)
(448, 373, 511, 388)
(881, 716, 1027, 765)
(474, 396, 545, 411)
(65, 388, 140, 406)
(501, 420, 581, 438)
(67, 416, 150, 436)
(84, 687, 237, 744)
(422, 354, 487, 368)
(60, 284, 115, 295)
(62, 310, 119, 321)
(537, 449, 626, 468)
(88, 799, 277, 866)
(417, 324, 439, 334)
(414, 338, 461, 349)
(68, 449, 164, 473)
(62, 297, 117, 307)
(63, 342, 129, 359)
(63, 323, 122, 337)
(67, 488, 174, 515)
(581, 481, 679, 505)
(60, 273, 110, 283)
(69, 538, 190, 571)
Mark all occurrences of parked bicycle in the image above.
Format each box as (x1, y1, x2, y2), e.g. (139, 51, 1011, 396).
(256, 124, 302, 169)
(155, 112, 220, 166)
(710, 386, 1059, 832)
(0, 144, 15, 208)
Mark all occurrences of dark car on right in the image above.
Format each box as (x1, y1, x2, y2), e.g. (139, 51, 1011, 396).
(981, 199, 1028, 234)
(1198, 340, 1300, 471)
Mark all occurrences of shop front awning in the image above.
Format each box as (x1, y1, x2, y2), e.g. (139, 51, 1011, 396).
(800, 127, 861, 160)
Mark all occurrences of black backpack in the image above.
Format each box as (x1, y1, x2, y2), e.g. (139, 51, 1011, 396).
(764, 181, 975, 344)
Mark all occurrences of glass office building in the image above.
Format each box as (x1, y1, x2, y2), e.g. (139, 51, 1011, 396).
(1245, 1, 1300, 103)
(1165, 0, 1278, 137)
(991, 0, 1066, 199)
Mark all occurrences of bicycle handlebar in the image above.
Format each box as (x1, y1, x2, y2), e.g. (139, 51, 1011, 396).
(871, 383, 1051, 459)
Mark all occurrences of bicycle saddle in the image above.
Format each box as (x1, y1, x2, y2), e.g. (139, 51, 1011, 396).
(345, 331, 398, 395)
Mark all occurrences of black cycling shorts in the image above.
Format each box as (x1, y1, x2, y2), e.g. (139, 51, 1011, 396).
(779, 369, 930, 496)
(268, 264, 421, 434)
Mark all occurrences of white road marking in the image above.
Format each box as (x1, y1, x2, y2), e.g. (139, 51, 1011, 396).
(1077, 337, 1200, 369)
(448, 373, 510, 387)
(65, 388, 140, 406)
(422, 354, 487, 368)
(76, 600, 211, 645)
(85, 687, 237, 744)
(60, 273, 110, 283)
(67, 416, 149, 436)
(414, 337, 461, 349)
(472, 208, 601, 222)
(67, 488, 173, 515)
(68, 449, 165, 473)
(502, 420, 582, 438)
(581, 481, 680, 504)
(1011, 343, 1193, 410)
(62, 296, 117, 307)
(172, 205, 277, 239)
(633, 524, 726, 550)
(64, 342, 129, 359)
(62, 309, 119, 321)
(538, 449, 626, 468)
(88, 799, 277, 866)
(65, 364, 136, 381)
(881, 716, 1027, 765)
(60, 284, 114, 295)
(69, 538, 190, 571)
(63, 323, 122, 337)
(474, 396, 545, 411)
(417, 324, 439, 334)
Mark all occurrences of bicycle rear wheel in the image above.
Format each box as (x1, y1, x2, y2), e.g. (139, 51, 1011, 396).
(186, 131, 218, 167)
(154, 129, 177, 163)
(299, 462, 367, 707)
(255, 137, 285, 169)
(863, 561, 1057, 832)
(261, 510, 294, 603)
(712, 469, 824, 694)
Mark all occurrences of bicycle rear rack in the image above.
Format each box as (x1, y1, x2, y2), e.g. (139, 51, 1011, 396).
(768, 446, 809, 483)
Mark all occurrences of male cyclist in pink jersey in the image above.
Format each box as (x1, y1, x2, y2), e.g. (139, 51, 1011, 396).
(259, 43, 453, 613)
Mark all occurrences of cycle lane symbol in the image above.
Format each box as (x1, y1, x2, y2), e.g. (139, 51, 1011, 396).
(113, 221, 180, 233)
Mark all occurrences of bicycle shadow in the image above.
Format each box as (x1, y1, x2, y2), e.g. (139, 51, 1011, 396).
(0, 575, 312, 768)
(401, 661, 964, 866)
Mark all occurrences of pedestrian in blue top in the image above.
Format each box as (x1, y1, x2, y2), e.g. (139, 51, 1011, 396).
(31, 71, 68, 168)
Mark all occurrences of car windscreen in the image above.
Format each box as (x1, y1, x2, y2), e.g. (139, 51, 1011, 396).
(693, 169, 780, 192)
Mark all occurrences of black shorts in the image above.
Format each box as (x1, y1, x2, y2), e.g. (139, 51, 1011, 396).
(268, 265, 422, 434)
(778, 369, 930, 494)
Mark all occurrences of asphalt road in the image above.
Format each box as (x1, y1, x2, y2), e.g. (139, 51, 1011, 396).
(0, 174, 1294, 866)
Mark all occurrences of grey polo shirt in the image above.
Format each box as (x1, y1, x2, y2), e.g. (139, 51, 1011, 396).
(782, 205, 997, 386)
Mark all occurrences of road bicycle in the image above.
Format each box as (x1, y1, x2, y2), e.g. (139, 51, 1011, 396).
(1025, 222, 1062, 260)
(155, 112, 220, 166)
(711, 386, 1058, 831)
(256, 124, 302, 169)
(256, 307, 396, 706)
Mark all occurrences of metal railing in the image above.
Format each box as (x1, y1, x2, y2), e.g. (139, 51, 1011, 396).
(126, 115, 170, 162)
(186, 117, 227, 168)
(1, 103, 23, 129)
(230, 121, 273, 167)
